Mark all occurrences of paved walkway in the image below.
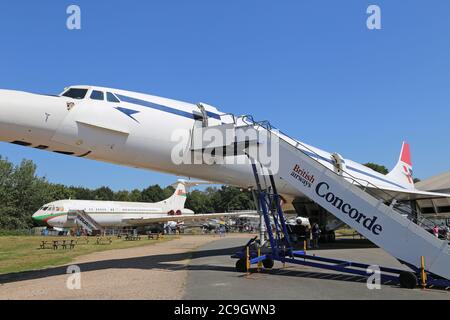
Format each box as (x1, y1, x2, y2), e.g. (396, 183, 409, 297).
(184, 237, 450, 300)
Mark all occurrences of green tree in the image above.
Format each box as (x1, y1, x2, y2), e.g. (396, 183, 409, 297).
(210, 186, 254, 212)
(363, 163, 389, 175)
(114, 190, 130, 202)
(94, 186, 115, 201)
(141, 185, 165, 202)
(69, 186, 95, 200)
(128, 189, 142, 202)
(185, 190, 214, 213)
(0, 159, 41, 229)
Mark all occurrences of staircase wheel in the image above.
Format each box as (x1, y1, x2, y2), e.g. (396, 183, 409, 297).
(262, 258, 274, 269)
(399, 271, 418, 289)
(235, 258, 248, 273)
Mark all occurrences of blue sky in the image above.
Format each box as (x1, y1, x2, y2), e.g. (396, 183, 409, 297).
(0, 1, 449, 191)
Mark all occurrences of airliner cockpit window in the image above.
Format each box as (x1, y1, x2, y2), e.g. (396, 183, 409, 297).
(62, 88, 88, 100)
(90, 90, 104, 101)
(107, 92, 120, 103)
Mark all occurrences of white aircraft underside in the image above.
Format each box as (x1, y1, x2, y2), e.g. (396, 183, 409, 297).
(0, 85, 449, 217)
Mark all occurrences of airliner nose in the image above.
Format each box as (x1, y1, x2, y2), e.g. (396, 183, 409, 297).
(32, 210, 47, 226)
(32, 211, 41, 224)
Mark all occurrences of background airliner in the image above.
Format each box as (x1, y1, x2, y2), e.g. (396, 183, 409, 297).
(0, 85, 449, 233)
(32, 180, 249, 229)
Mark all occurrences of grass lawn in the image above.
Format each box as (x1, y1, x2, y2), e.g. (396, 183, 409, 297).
(0, 235, 177, 275)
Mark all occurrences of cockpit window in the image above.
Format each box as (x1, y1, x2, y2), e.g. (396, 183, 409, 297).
(43, 207, 49, 211)
(90, 90, 104, 101)
(107, 92, 121, 103)
(62, 88, 88, 100)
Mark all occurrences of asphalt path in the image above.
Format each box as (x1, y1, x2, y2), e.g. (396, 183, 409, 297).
(184, 236, 450, 300)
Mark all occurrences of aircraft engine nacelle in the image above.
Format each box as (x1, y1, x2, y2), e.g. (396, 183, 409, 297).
(168, 210, 183, 216)
(296, 216, 311, 227)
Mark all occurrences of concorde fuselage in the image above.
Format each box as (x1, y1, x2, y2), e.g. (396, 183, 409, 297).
(0, 85, 411, 198)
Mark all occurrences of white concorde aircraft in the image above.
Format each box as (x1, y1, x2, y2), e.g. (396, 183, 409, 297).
(32, 180, 253, 229)
(0, 85, 449, 220)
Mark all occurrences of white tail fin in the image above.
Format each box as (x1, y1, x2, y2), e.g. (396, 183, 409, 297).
(386, 142, 415, 190)
(159, 182, 188, 211)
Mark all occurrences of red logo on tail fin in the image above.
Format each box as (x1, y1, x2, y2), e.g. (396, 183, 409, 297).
(403, 165, 413, 184)
(400, 142, 412, 166)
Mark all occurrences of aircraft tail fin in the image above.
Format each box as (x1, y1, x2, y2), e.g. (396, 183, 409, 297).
(161, 179, 212, 212)
(160, 182, 188, 211)
(386, 141, 415, 190)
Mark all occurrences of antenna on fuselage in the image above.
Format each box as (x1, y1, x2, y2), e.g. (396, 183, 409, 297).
(197, 103, 209, 127)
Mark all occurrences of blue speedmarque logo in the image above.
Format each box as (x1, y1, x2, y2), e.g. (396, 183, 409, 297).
(115, 107, 140, 123)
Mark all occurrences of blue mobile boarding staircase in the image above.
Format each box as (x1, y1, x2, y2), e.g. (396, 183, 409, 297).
(189, 113, 450, 290)
(232, 163, 450, 290)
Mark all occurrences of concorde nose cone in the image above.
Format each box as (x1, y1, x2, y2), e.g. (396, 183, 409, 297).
(0, 89, 33, 142)
(0, 89, 67, 143)
(0, 89, 38, 128)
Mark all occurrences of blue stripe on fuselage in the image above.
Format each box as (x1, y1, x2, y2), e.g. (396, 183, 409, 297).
(116, 94, 222, 121)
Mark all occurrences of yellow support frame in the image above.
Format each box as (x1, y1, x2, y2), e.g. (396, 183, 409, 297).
(421, 256, 427, 288)
(257, 247, 262, 272)
(246, 246, 251, 274)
